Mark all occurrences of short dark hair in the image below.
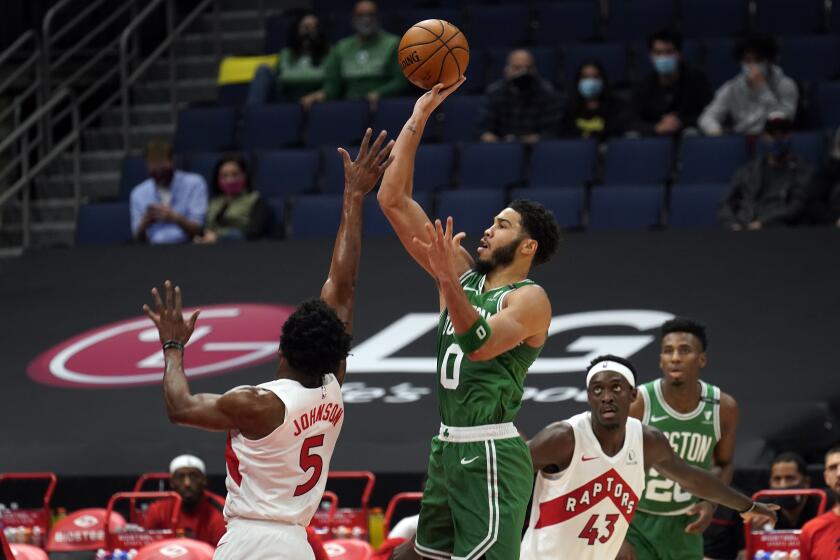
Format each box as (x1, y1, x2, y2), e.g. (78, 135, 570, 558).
(280, 299, 351, 380)
(588, 354, 637, 384)
(211, 154, 250, 195)
(772, 451, 808, 476)
(145, 140, 173, 161)
(827, 444, 840, 460)
(661, 317, 708, 351)
(648, 27, 683, 51)
(736, 35, 778, 62)
(508, 199, 561, 266)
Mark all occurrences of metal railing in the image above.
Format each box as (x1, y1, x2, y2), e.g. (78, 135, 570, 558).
(0, 31, 44, 140)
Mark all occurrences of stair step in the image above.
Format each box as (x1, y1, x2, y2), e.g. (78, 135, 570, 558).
(100, 103, 183, 128)
(83, 124, 175, 153)
(176, 30, 265, 57)
(59, 150, 128, 174)
(196, 9, 280, 33)
(146, 55, 220, 82)
(132, 78, 218, 104)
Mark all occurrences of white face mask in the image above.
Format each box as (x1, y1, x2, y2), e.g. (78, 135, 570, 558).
(742, 62, 770, 78)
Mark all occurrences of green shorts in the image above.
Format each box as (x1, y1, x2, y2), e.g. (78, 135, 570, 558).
(626, 510, 704, 560)
(414, 434, 534, 560)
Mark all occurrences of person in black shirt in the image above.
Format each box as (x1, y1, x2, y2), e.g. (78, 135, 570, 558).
(631, 28, 711, 136)
(767, 452, 822, 530)
(561, 61, 629, 140)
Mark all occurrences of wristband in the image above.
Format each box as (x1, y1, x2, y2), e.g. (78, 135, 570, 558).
(163, 340, 185, 352)
(454, 316, 492, 354)
(739, 501, 757, 514)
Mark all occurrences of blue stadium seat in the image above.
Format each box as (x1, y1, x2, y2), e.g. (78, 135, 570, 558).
(604, 0, 677, 41)
(833, 2, 840, 34)
(436, 189, 507, 234)
(533, 2, 598, 45)
(467, 4, 531, 48)
(75, 202, 132, 245)
(589, 186, 664, 230)
(780, 36, 840, 82)
(486, 47, 557, 85)
(677, 136, 749, 185)
(439, 95, 482, 142)
(603, 138, 674, 186)
(372, 97, 434, 142)
(363, 191, 433, 237)
(668, 184, 729, 229)
(265, 197, 286, 238)
(510, 187, 585, 230)
(633, 39, 702, 77)
(241, 104, 303, 150)
(264, 14, 298, 53)
(397, 9, 460, 32)
(414, 144, 455, 191)
(173, 107, 237, 153)
(120, 156, 148, 200)
(817, 83, 840, 127)
(459, 142, 525, 190)
(184, 152, 224, 190)
(461, 48, 487, 94)
(680, 0, 748, 38)
(529, 139, 597, 188)
(254, 150, 319, 197)
(563, 43, 628, 87)
(288, 195, 342, 239)
(754, 0, 827, 35)
(305, 100, 369, 148)
(217, 84, 250, 107)
(791, 131, 826, 166)
(705, 38, 739, 88)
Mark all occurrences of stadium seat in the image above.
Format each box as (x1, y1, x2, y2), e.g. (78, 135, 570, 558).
(677, 136, 749, 185)
(439, 95, 482, 142)
(486, 47, 557, 85)
(241, 104, 303, 150)
(363, 192, 432, 237)
(780, 36, 840, 82)
(603, 137, 674, 186)
(668, 184, 729, 229)
(414, 144, 455, 191)
(467, 4, 531, 48)
(396, 8, 460, 32)
(254, 150, 319, 197)
(76, 202, 132, 245)
(533, 2, 598, 45)
(680, 0, 748, 38)
(604, 0, 677, 41)
(264, 14, 298, 53)
(510, 187, 586, 230)
(436, 189, 506, 234)
(529, 139, 597, 188)
(305, 100, 369, 148)
(832, 2, 840, 34)
(119, 155, 148, 199)
(184, 152, 222, 189)
(288, 195, 342, 239)
(322, 146, 358, 194)
(458, 142, 525, 190)
(705, 38, 739, 88)
(817, 82, 840, 127)
(563, 43, 628, 87)
(265, 197, 286, 237)
(372, 97, 434, 142)
(791, 131, 826, 166)
(460, 48, 487, 94)
(633, 39, 702, 77)
(173, 106, 237, 153)
(754, 0, 827, 35)
(589, 186, 664, 230)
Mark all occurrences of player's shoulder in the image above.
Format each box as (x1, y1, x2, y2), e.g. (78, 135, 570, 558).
(534, 420, 575, 446)
(506, 282, 550, 308)
(717, 389, 738, 411)
(802, 510, 836, 532)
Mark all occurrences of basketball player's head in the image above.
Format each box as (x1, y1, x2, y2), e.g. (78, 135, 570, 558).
(169, 454, 207, 508)
(586, 355, 637, 430)
(279, 299, 351, 381)
(145, 140, 175, 188)
(659, 317, 707, 387)
(473, 199, 560, 276)
(824, 445, 840, 501)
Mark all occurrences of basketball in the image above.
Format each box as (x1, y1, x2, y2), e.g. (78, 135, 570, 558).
(398, 19, 469, 90)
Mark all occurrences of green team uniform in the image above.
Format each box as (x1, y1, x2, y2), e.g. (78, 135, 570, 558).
(415, 270, 541, 560)
(627, 379, 722, 560)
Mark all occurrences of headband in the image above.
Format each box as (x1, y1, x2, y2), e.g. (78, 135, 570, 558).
(586, 360, 635, 389)
(169, 454, 206, 475)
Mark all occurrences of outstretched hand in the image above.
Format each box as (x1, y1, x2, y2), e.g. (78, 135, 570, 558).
(142, 280, 200, 346)
(338, 128, 395, 196)
(412, 216, 466, 284)
(414, 76, 467, 117)
(741, 501, 780, 529)
(684, 501, 715, 534)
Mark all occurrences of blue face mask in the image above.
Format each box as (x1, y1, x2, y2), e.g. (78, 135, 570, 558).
(578, 78, 603, 99)
(652, 54, 678, 75)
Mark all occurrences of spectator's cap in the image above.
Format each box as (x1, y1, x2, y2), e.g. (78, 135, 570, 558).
(764, 112, 792, 134)
(170, 454, 206, 475)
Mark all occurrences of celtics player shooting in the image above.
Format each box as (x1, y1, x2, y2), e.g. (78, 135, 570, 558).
(621, 318, 740, 560)
(377, 80, 561, 560)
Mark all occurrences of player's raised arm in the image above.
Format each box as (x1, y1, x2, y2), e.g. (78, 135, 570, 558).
(377, 79, 472, 277)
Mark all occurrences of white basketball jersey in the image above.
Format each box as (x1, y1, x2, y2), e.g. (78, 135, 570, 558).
(520, 412, 645, 560)
(223, 374, 344, 525)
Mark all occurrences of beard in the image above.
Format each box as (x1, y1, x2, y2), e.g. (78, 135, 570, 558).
(473, 236, 521, 275)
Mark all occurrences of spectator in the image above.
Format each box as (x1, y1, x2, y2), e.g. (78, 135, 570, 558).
(718, 113, 814, 230)
(247, 13, 330, 104)
(142, 454, 226, 547)
(302, 1, 405, 109)
(560, 61, 629, 139)
(800, 445, 840, 560)
(194, 155, 271, 244)
(479, 49, 563, 144)
(631, 28, 711, 136)
(130, 140, 207, 244)
(768, 452, 823, 529)
(699, 35, 798, 136)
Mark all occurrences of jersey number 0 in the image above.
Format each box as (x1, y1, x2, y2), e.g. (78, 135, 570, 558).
(440, 343, 464, 390)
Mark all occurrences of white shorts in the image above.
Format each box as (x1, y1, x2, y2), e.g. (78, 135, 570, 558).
(213, 518, 314, 560)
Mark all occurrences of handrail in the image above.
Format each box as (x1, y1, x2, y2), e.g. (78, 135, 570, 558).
(0, 31, 42, 125)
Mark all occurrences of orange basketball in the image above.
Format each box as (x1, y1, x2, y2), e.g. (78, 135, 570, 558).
(398, 19, 469, 90)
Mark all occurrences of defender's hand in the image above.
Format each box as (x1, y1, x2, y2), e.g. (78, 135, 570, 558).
(338, 128, 395, 196)
(684, 501, 715, 534)
(740, 501, 780, 528)
(412, 217, 466, 284)
(142, 280, 200, 346)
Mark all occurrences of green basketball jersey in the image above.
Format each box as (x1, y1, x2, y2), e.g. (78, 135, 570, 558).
(436, 270, 544, 427)
(637, 379, 722, 515)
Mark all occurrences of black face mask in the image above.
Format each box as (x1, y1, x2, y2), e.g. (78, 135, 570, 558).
(770, 488, 804, 510)
(510, 72, 535, 90)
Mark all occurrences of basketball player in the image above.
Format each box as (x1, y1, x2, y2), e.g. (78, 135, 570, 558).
(521, 355, 777, 560)
(621, 318, 739, 560)
(379, 81, 561, 560)
(141, 128, 394, 560)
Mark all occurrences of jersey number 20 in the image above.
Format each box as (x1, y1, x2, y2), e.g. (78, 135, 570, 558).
(440, 343, 464, 390)
(294, 435, 325, 496)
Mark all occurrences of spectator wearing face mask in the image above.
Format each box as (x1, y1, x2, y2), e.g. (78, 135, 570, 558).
(699, 35, 798, 136)
(194, 155, 271, 244)
(479, 49, 563, 144)
(247, 13, 331, 105)
(304, 0, 406, 109)
(767, 451, 822, 530)
(560, 61, 629, 139)
(130, 140, 208, 245)
(631, 28, 711, 136)
(719, 112, 815, 230)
